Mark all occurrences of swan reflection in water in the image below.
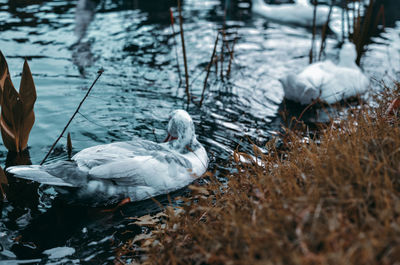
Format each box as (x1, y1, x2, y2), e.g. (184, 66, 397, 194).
(71, 0, 99, 77)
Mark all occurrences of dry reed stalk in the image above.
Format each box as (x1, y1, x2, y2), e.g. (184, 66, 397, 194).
(177, 0, 190, 104)
(341, 2, 345, 42)
(226, 35, 237, 77)
(318, 2, 334, 61)
(169, 8, 182, 86)
(346, 0, 351, 37)
(67, 132, 72, 160)
(220, 31, 225, 80)
(309, 0, 318, 64)
(41, 69, 104, 165)
(354, 0, 374, 65)
(372, 4, 385, 32)
(123, 82, 400, 265)
(220, 3, 227, 80)
(199, 32, 220, 107)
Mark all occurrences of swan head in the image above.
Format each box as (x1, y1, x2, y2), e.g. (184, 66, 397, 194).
(338, 42, 358, 67)
(164, 110, 196, 152)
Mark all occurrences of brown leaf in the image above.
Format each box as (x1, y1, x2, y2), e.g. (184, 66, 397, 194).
(189, 185, 209, 195)
(132, 233, 152, 244)
(0, 50, 10, 103)
(0, 167, 8, 201)
(132, 214, 160, 227)
(0, 59, 36, 152)
(1, 76, 21, 152)
(17, 59, 36, 151)
(19, 60, 37, 109)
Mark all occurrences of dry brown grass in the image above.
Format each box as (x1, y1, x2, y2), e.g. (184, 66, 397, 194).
(123, 83, 400, 265)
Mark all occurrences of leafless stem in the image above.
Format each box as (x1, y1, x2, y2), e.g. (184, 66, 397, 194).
(169, 8, 182, 86)
(309, 0, 317, 64)
(40, 69, 104, 165)
(200, 32, 220, 107)
(177, 0, 190, 104)
(319, 2, 334, 61)
(226, 35, 237, 77)
(67, 132, 72, 160)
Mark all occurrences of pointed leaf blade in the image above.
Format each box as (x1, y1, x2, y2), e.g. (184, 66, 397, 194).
(1, 77, 22, 152)
(18, 110, 34, 151)
(19, 59, 37, 111)
(0, 50, 10, 103)
(18, 59, 36, 151)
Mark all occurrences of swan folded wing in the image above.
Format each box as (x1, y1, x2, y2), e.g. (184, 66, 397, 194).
(88, 156, 171, 186)
(73, 142, 138, 170)
(6, 165, 75, 187)
(319, 67, 369, 104)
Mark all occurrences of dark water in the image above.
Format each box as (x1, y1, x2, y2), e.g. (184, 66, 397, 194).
(0, 0, 399, 263)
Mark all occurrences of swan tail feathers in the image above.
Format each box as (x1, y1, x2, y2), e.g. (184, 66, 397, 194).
(6, 165, 75, 187)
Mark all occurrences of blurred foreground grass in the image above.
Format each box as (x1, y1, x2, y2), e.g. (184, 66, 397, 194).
(120, 82, 400, 265)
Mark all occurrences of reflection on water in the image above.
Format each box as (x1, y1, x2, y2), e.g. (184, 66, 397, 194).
(72, 0, 99, 76)
(0, 0, 399, 262)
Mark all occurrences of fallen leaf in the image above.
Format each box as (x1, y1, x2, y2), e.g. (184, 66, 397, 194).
(132, 233, 152, 243)
(386, 97, 400, 115)
(132, 214, 159, 227)
(189, 185, 209, 195)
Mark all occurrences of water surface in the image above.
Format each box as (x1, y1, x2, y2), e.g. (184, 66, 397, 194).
(0, 0, 399, 263)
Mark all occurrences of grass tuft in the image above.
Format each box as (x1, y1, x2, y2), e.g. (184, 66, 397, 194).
(123, 83, 400, 265)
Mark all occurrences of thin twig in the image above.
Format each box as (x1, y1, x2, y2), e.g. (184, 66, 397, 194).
(177, 0, 190, 104)
(200, 32, 220, 107)
(40, 69, 104, 165)
(169, 8, 182, 86)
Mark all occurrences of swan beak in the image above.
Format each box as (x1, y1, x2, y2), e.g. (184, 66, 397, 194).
(163, 133, 177, 142)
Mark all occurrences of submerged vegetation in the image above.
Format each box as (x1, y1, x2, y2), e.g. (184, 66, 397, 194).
(120, 83, 400, 264)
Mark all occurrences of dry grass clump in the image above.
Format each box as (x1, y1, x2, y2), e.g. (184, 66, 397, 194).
(126, 84, 400, 265)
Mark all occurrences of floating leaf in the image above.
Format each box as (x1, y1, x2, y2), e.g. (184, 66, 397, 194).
(0, 58, 36, 152)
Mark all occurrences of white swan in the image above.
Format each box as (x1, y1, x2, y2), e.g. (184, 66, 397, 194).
(252, 0, 330, 27)
(280, 42, 369, 105)
(7, 110, 209, 206)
